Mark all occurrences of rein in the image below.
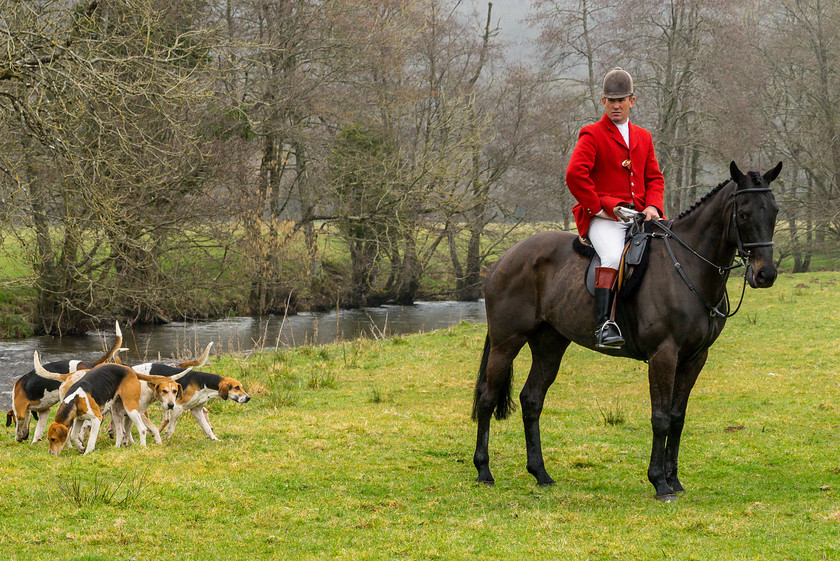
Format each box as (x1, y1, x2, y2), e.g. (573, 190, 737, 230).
(645, 186, 774, 319)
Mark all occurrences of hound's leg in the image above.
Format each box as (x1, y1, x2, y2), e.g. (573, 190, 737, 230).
(141, 412, 162, 444)
(70, 419, 85, 452)
(123, 413, 135, 444)
(158, 409, 170, 432)
(31, 410, 50, 444)
(473, 334, 527, 486)
(521, 327, 569, 486)
(125, 409, 148, 446)
(191, 407, 219, 440)
(113, 402, 127, 447)
(114, 417, 125, 447)
(163, 406, 184, 439)
(18, 409, 32, 443)
(83, 417, 102, 455)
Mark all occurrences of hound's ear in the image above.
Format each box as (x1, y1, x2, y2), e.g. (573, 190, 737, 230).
(763, 161, 783, 184)
(6, 410, 14, 427)
(152, 383, 161, 399)
(176, 383, 183, 400)
(218, 381, 230, 400)
(730, 161, 744, 184)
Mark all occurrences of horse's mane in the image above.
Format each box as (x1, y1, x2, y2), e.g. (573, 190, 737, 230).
(675, 178, 732, 220)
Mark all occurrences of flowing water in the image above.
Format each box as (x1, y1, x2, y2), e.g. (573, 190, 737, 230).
(0, 300, 486, 406)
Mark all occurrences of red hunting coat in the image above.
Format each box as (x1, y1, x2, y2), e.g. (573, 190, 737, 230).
(565, 113, 665, 237)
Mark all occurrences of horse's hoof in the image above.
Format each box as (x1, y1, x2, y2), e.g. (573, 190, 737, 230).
(656, 493, 678, 503)
(537, 479, 556, 487)
(475, 473, 496, 487)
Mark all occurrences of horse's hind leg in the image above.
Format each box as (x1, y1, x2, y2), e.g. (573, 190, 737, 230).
(521, 326, 569, 486)
(664, 349, 708, 494)
(473, 334, 527, 486)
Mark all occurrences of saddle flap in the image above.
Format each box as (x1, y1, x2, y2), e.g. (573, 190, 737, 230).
(584, 254, 601, 295)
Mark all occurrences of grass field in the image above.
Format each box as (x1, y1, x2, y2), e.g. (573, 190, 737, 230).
(1, 272, 840, 560)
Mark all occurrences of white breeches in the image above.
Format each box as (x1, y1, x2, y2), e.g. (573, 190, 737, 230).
(588, 216, 631, 270)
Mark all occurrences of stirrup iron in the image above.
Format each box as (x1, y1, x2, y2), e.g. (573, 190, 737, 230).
(596, 320, 624, 348)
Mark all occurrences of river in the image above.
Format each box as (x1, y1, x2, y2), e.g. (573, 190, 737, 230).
(0, 300, 486, 405)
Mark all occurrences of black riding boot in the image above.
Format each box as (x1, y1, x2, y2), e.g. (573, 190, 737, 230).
(595, 287, 624, 348)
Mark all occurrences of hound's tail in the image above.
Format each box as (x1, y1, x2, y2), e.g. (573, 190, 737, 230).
(93, 321, 124, 366)
(134, 367, 192, 384)
(33, 351, 70, 381)
(471, 335, 515, 422)
(111, 347, 130, 365)
(177, 342, 213, 368)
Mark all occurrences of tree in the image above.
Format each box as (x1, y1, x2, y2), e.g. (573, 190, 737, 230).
(0, 0, 216, 333)
(328, 124, 401, 307)
(761, 0, 840, 271)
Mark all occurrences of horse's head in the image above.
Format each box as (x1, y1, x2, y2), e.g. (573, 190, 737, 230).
(729, 161, 782, 288)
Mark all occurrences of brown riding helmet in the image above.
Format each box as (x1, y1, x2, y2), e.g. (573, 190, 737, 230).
(602, 67, 634, 98)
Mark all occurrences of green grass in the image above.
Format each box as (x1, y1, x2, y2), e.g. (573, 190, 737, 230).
(2, 272, 840, 560)
(0, 285, 35, 338)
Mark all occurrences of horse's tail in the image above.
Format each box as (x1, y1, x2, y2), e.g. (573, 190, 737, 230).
(471, 334, 515, 422)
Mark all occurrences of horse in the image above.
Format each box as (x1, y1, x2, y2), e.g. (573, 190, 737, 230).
(472, 161, 782, 501)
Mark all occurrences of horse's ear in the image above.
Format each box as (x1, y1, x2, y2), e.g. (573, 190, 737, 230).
(730, 161, 744, 183)
(763, 161, 783, 184)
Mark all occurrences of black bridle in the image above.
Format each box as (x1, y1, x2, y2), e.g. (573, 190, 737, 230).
(729, 187, 775, 259)
(641, 185, 775, 319)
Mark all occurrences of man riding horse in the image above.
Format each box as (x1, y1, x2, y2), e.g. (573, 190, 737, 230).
(566, 67, 665, 348)
(473, 65, 782, 500)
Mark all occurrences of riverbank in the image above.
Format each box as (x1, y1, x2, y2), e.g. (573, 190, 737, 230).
(0, 286, 35, 338)
(2, 222, 839, 339)
(0, 300, 487, 405)
(2, 272, 840, 559)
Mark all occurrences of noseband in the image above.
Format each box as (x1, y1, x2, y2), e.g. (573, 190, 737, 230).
(729, 187, 775, 259)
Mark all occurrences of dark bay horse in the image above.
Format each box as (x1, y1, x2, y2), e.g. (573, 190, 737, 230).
(472, 161, 782, 501)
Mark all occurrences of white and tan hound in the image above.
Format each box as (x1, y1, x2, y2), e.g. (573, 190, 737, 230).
(133, 344, 251, 441)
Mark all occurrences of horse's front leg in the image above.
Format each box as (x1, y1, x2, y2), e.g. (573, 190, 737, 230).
(647, 345, 679, 500)
(521, 329, 568, 486)
(664, 349, 708, 494)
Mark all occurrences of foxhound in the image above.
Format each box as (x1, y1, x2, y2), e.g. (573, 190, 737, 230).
(136, 342, 214, 418)
(45, 363, 190, 456)
(131, 344, 214, 444)
(133, 344, 250, 441)
(6, 322, 123, 443)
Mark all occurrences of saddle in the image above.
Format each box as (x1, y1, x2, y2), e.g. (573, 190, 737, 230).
(573, 219, 658, 298)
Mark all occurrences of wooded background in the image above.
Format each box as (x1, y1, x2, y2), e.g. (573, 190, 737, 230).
(1, 0, 837, 335)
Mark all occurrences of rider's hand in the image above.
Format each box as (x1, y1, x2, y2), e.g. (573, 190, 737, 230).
(642, 206, 661, 221)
